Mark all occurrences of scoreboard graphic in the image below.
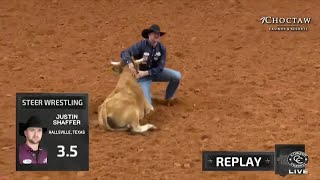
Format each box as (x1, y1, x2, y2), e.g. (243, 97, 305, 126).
(16, 93, 89, 171)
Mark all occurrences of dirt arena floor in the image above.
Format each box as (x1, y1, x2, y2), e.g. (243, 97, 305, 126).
(0, 0, 320, 179)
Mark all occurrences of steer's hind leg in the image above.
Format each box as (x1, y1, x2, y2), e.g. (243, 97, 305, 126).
(130, 110, 157, 134)
(144, 97, 154, 115)
(131, 123, 158, 133)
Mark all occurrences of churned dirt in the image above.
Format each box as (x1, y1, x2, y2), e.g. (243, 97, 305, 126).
(0, 0, 320, 179)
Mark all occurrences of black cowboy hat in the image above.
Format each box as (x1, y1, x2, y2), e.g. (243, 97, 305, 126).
(141, 24, 166, 39)
(19, 116, 47, 137)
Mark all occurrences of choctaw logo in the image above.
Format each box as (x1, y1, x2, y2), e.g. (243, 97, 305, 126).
(260, 16, 311, 31)
(287, 151, 308, 168)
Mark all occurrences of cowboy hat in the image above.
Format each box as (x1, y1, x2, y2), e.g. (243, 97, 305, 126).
(19, 116, 47, 137)
(141, 24, 166, 39)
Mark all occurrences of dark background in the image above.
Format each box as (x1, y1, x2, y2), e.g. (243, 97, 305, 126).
(275, 144, 306, 176)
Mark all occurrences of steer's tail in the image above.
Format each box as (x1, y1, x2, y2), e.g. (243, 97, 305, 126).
(98, 101, 130, 132)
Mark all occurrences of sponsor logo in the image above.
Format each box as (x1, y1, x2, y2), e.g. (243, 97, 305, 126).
(260, 16, 311, 31)
(23, 159, 32, 164)
(287, 151, 308, 168)
(142, 52, 149, 64)
(154, 52, 161, 61)
(43, 158, 47, 163)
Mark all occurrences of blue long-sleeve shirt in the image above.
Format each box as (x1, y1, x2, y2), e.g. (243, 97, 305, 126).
(120, 39, 166, 75)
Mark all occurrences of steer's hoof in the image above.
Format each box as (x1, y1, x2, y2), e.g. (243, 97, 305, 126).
(149, 124, 159, 131)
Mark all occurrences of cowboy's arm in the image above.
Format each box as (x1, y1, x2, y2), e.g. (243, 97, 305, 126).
(120, 41, 143, 64)
(148, 46, 166, 75)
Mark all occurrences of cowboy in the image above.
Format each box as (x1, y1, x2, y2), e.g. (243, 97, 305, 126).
(121, 24, 181, 105)
(18, 116, 48, 164)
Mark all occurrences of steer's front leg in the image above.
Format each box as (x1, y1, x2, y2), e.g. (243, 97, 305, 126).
(144, 97, 154, 115)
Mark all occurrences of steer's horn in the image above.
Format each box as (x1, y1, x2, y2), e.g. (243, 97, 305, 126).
(133, 58, 144, 64)
(110, 60, 121, 65)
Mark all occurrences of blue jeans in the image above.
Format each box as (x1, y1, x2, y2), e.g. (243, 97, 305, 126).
(137, 68, 181, 105)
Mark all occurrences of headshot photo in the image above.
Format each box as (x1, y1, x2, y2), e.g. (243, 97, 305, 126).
(18, 116, 48, 164)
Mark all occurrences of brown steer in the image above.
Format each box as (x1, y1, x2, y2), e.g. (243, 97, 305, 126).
(98, 58, 157, 133)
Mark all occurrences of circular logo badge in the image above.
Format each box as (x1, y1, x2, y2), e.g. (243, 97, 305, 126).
(287, 151, 308, 168)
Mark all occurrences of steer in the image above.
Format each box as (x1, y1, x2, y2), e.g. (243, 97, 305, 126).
(98, 57, 157, 133)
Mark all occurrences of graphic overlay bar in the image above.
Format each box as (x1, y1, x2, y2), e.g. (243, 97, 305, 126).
(19, 96, 87, 109)
(202, 151, 274, 171)
(16, 93, 89, 171)
(275, 144, 308, 176)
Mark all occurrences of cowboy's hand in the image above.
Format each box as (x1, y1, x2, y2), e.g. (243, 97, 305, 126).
(128, 63, 136, 73)
(136, 71, 149, 79)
